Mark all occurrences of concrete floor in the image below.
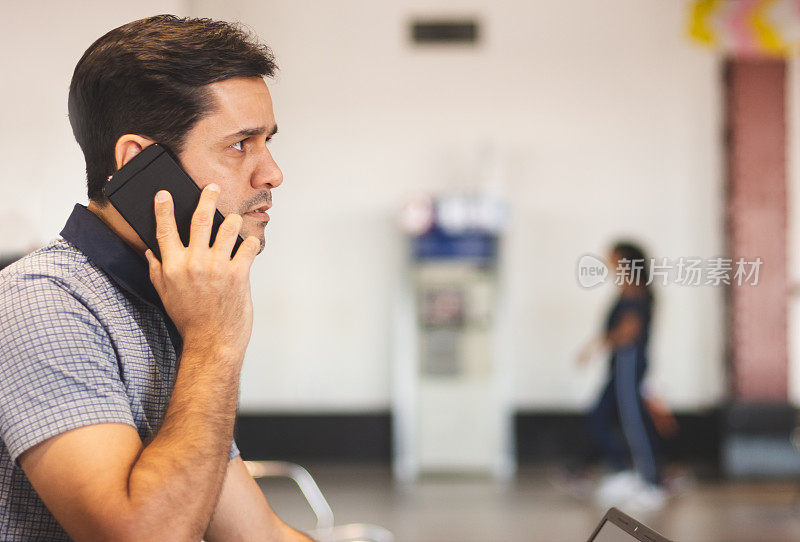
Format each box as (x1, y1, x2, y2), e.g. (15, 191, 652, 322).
(256, 464, 800, 542)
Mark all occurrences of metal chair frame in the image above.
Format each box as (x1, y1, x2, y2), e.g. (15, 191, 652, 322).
(245, 460, 394, 542)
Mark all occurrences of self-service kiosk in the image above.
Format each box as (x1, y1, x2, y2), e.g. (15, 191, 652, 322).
(393, 194, 513, 481)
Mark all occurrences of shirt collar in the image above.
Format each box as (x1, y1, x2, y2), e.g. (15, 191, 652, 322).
(60, 204, 182, 352)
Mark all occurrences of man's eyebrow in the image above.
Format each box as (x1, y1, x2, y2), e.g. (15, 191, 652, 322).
(224, 124, 279, 140)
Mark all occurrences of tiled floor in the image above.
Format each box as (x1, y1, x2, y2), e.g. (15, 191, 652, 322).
(256, 464, 800, 542)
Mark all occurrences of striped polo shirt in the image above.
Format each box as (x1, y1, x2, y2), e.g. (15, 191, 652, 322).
(0, 204, 238, 540)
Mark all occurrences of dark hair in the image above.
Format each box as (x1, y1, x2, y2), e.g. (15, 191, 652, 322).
(611, 240, 654, 301)
(68, 14, 277, 203)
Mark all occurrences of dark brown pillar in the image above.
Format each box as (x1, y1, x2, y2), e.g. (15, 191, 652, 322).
(726, 59, 788, 401)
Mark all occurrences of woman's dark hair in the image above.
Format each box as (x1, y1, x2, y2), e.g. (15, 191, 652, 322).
(611, 240, 654, 301)
(68, 14, 277, 203)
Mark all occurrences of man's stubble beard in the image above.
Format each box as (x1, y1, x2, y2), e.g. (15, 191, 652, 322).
(241, 222, 267, 255)
(238, 193, 270, 255)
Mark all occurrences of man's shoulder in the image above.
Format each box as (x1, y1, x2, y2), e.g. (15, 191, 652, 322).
(0, 238, 113, 306)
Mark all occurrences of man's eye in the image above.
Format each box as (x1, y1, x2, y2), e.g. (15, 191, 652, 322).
(230, 140, 245, 151)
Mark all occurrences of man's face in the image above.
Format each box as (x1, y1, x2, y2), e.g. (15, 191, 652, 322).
(178, 76, 283, 254)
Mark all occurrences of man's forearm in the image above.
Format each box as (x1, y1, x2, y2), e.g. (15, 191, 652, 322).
(106, 184, 259, 540)
(124, 343, 241, 539)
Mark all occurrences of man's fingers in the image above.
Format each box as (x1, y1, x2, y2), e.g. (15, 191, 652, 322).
(211, 213, 243, 258)
(144, 249, 164, 292)
(189, 184, 220, 250)
(153, 191, 183, 258)
(232, 236, 260, 269)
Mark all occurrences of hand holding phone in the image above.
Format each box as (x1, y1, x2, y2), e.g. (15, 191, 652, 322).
(145, 185, 260, 360)
(104, 142, 258, 356)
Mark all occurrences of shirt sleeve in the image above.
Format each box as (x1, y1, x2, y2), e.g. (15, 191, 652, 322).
(229, 439, 240, 461)
(0, 278, 135, 463)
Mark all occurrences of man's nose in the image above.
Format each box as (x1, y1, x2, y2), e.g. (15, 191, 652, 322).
(251, 147, 283, 189)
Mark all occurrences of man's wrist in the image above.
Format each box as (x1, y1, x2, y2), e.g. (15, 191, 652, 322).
(180, 337, 244, 370)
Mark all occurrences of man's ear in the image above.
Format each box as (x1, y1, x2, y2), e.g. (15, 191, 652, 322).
(114, 135, 156, 170)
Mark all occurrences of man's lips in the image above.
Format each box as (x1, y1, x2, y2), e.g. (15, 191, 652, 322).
(244, 205, 270, 222)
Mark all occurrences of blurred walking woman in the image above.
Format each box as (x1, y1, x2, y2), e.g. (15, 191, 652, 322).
(578, 241, 665, 510)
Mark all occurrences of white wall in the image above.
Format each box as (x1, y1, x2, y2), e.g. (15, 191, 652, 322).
(0, 0, 726, 413)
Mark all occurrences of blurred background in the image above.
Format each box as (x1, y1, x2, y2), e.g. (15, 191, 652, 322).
(2, 0, 800, 540)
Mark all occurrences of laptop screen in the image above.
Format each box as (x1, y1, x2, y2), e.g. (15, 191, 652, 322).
(591, 520, 639, 542)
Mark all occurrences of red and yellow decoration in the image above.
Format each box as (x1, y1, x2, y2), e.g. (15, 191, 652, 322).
(689, 0, 800, 56)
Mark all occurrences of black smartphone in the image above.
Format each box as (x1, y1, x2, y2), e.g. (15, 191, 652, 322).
(102, 144, 243, 260)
